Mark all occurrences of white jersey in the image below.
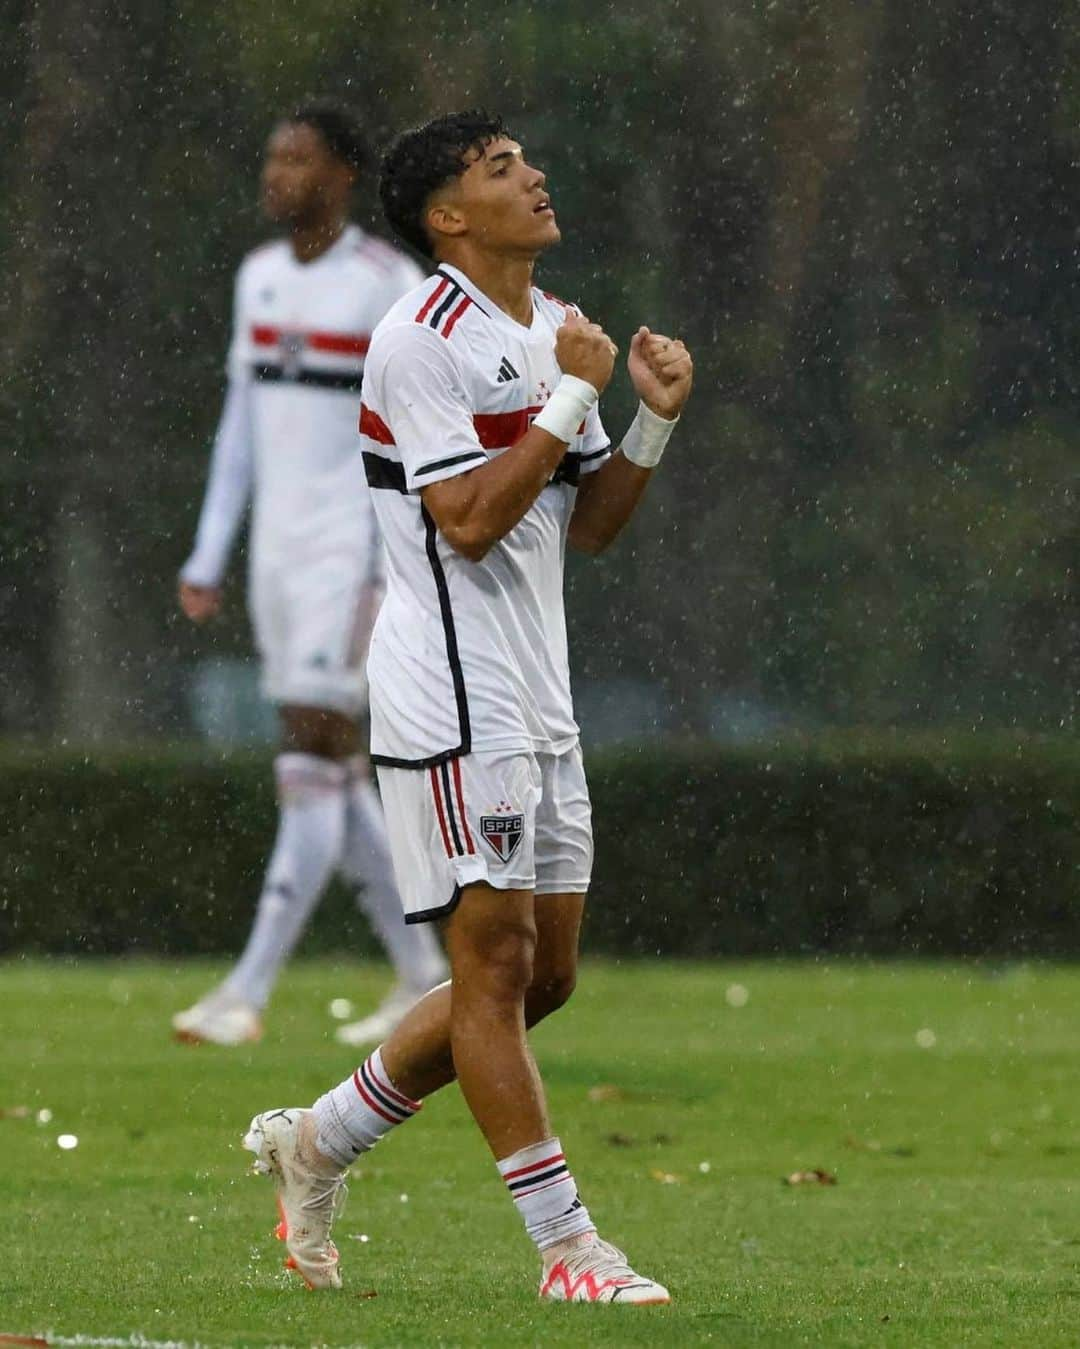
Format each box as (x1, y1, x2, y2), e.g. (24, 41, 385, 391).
(182, 225, 424, 585)
(359, 264, 611, 767)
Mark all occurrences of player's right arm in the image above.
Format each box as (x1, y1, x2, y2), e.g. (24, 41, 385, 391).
(419, 315, 616, 561)
(178, 274, 256, 622)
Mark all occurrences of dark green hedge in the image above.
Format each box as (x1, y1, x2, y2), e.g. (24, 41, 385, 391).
(3, 734, 1080, 957)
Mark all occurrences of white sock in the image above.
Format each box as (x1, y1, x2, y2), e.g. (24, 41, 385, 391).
(341, 757, 447, 990)
(312, 1046, 422, 1168)
(497, 1137, 595, 1252)
(221, 753, 347, 1009)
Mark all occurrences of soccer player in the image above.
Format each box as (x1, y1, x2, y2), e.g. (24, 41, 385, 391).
(173, 102, 448, 1048)
(244, 110, 693, 1303)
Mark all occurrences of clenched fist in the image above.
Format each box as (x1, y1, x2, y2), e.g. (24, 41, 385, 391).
(628, 327, 693, 421)
(554, 312, 618, 395)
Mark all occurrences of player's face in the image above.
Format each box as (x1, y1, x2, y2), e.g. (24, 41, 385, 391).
(260, 122, 346, 224)
(450, 138, 560, 255)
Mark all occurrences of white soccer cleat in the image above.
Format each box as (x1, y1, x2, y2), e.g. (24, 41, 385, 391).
(244, 1107, 347, 1291)
(539, 1237, 671, 1305)
(334, 981, 439, 1048)
(172, 993, 262, 1046)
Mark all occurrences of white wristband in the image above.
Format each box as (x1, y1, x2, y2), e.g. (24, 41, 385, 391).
(620, 401, 678, 469)
(532, 374, 599, 444)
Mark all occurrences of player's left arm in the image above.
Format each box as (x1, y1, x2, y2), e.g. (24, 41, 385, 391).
(567, 328, 693, 555)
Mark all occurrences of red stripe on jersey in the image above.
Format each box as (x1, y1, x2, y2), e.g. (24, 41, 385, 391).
(415, 278, 450, 323)
(359, 403, 396, 444)
(308, 332, 371, 356)
(472, 407, 542, 449)
(440, 295, 472, 337)
(430, 767, 454, 857)
(451, 758, 475, 853)
(502, 1151, 566, 1181)
(250, 325, 370, 356)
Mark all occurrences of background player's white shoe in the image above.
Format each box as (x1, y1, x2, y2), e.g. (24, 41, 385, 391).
(334, 981, 436, 1048)
(172, 991, 262, 1046)
(539, 1237, 671, 1304)
(244, 1107, 347, 1291)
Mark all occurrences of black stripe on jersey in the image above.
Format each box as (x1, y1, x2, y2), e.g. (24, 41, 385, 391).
(253, 363, 364, 392)
(414, 451, 486, 478)
(369, 504, 472, 771)
(405, 883, 463, 926)
(434, 268, 491, 317)
(550, 442, 612, 487)
(428, 283, 463, 330)
(362, 451, 407, 493)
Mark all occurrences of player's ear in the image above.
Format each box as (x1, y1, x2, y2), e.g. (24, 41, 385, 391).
(426, 198, 467, 243)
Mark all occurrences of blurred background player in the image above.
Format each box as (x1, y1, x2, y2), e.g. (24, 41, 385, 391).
(173, 101, 448, 1048)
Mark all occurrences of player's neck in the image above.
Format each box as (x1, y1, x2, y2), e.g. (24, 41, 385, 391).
(444, 251, 536, 327)
(288, 214, 348, 264)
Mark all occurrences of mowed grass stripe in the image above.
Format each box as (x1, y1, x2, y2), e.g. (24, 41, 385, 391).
(1, 959, 1077, 1347)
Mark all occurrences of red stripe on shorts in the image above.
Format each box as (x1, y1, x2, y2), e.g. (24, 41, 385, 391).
(451, 757, 475, 854)
(430, 766, 454, 857)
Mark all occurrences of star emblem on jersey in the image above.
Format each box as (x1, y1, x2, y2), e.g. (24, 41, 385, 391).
(479, 802, 525, 863)
(496, 356, 520, 383)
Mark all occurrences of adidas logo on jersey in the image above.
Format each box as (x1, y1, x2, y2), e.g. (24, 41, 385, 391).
(496, 356, 520, 383)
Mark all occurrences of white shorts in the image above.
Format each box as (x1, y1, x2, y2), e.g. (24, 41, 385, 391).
(376, 744, 593, 924)
(250, 552, 382, 717)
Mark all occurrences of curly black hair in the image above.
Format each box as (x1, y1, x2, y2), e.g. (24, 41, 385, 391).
(379, 109, 510, 258)
(290, 100, 367, 173)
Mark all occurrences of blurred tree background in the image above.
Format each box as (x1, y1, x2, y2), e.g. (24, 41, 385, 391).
(3, 0, 1080, 745)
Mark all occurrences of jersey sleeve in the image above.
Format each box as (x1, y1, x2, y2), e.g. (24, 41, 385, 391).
(372, 324, 488, 491)
(576, 401, 612, 476)
(179, 374, 254, 586)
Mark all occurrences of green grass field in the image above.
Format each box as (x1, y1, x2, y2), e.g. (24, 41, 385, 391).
(1, 958, 1078, 1347)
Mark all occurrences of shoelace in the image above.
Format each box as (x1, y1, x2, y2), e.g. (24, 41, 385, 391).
(555, 1237, 636, 1282)
(300, 1173, 349, 1228)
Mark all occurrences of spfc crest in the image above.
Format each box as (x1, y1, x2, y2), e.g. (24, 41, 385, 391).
(280, 330, 305, 376)
(480, 812, 525, 863)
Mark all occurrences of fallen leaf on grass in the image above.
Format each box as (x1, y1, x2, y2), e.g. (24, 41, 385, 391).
(605, 1132, 635, 1147)
(587, 1084, 625, 1103)
(783, 1169, 837, 1187)
(650, 1168, 683, 1185)
(0, 1107, 31, 1120)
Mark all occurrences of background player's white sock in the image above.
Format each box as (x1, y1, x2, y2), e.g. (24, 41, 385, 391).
(340, 757, 447, 990)
(312, 1046, 421, 1167)
(221, 753, 347, 1010)
(497, 1137, 596, 1251)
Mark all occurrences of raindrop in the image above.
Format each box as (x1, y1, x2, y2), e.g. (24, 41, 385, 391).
(57, 1133, 79, 1150)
